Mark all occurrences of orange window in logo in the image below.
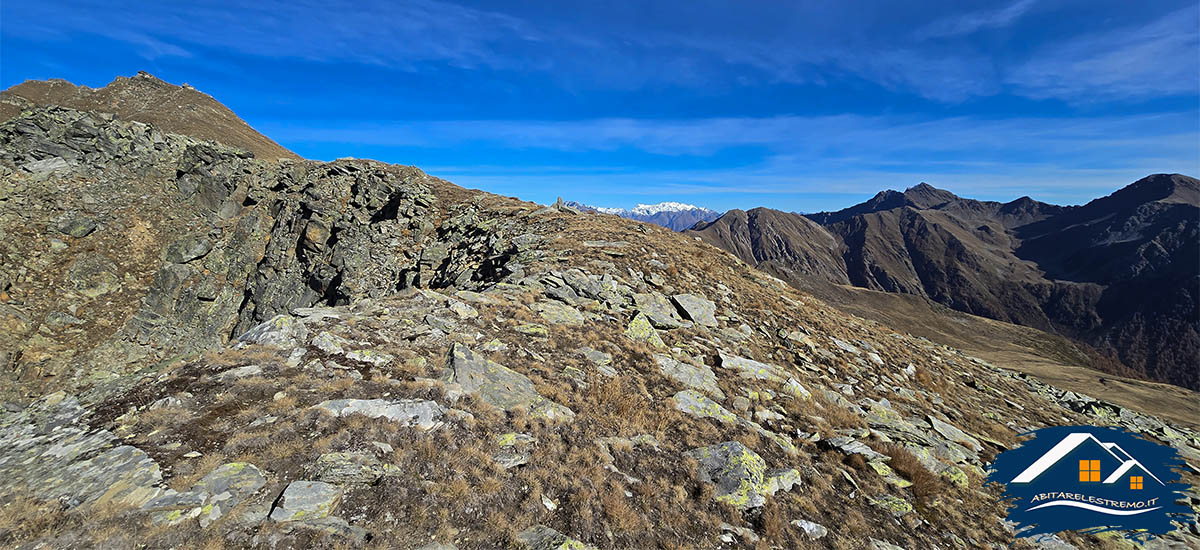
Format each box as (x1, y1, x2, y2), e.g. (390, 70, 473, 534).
(1130, 476, 1143, 490)
(1079, 460, 1101, 482)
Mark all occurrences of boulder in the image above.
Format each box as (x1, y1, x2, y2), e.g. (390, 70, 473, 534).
(314, 399, 446, 430)
(717, 351, 787, 383)
(684, 441, 797, 509)
(442, 344, 573, 420)
(633, 293, 685, 329)
(312, 331, 351, 355)
(533, 301, 584, 326)
(791, 519, 828, 539)
(671, 294, 717, 327)
(655, 354, 724, 399)
(673, 389, 737, 424)
(269, 480, 340, 522)
(216, 364, 263, 382)
(164, 236, 212, 264)
(54, 215, 96, 238)
(822, 436, 889, 462)
(927, 415, 983, 452)
(237, 315, 308, 349)
(624, 312, 666, 348)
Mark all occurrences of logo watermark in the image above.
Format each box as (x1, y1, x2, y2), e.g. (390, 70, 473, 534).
(987, 425, 1191, 542)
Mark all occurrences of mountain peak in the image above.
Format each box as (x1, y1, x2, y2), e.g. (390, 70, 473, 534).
(1121, 173, 1199, 205)
(566, 200, 722, 231)
(902, 182, 959, 207)
(1, 73, 299, 161)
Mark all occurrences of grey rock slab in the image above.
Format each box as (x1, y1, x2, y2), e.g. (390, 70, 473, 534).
(22, 156, 71, 174)
(216, 364, 263, 382)
(442, 344, 573, 420)
(673, 389, 737, 424)
(823, 436, 890, 462)
(145, 462, 266, 527)
(655, 354, 724, 399)
(671, 293, 718, 327)
(870, 539, 906, 550)
(927, 415, 983, 452)
(312, 331, 350, 355)
(344, 349, 394, 366)
(54, 215, 96, 238)
(623, 312, 666, 348)
(0, 394, 168, 510)
(269, 480, 341, 522)
(237, 315, 309, 349)
(792, 519, 828, 539)
(576, 347, 612, 366)
(533, 301, 584, 326)
(717, 351, 788, 383)
(515, 525, 597, 550)
(314, 399, 445, 430)
(633, 293, 685, 329)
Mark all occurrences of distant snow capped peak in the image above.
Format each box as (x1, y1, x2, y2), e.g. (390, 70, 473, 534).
(565, 200, 723, 231)
(631, 202, 714, 215)
(594, 201, 714, 215)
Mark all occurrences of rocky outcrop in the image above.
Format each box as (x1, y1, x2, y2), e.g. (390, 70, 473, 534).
(1, 72, 300, 161)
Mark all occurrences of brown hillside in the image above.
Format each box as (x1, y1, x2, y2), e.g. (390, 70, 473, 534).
(0, 72, 299, 161)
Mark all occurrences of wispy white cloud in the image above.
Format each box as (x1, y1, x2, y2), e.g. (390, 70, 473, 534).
(6, 0, 544, 69)
(1005, 7, 1200, 102)
(264, 111, 1198, 159)
(915, 0, 1039, 39)
(264, 111, 1198, 209)
(8, 0, 1195, 104)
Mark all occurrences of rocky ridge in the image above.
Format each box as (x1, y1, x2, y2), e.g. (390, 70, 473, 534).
(0, 101, 1197, 549)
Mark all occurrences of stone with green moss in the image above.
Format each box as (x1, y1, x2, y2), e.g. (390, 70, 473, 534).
(533, 301, 584, 326)
(939, 465, 969, 488)
(684, 441, 798, 510)
(869, 494, 913, 517)
(867, 460, 914, 489)
(624, 312, 665, 348)
(673, 389, 737, 424)
(515, 323, 549, 337)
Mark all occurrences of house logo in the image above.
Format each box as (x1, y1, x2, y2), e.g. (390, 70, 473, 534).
(988, 425, 1191, 541)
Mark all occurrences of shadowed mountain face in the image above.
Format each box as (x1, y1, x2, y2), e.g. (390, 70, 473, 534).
(0, 72, 299, 161)
(690, 177, 1200, 389)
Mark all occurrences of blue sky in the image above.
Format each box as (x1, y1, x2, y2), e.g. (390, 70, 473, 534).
(2, 1, 1197, 212)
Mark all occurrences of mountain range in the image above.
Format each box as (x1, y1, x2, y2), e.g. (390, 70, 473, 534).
(0, 74, 1197, 549)
(566, 201, 721, 231)
(689, 178, 1200, 390)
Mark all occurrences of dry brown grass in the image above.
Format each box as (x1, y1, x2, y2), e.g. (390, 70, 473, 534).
(879, 443, 940, 500)
(0, 493, 70, 544)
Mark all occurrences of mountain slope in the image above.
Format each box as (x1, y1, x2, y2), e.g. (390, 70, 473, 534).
(0, 72, 299, 161)
(3, 98, 1197, 547)
(688, 179, 1200, 390)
